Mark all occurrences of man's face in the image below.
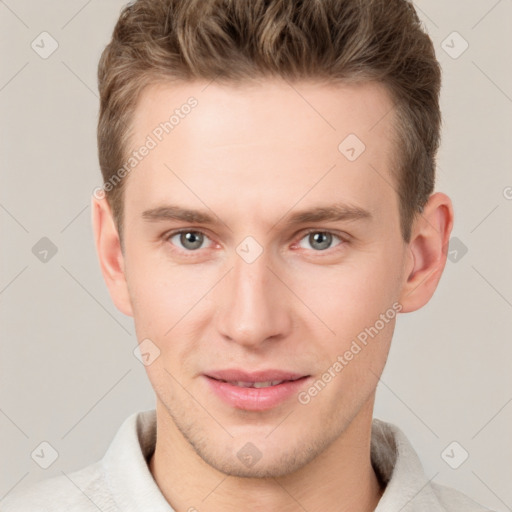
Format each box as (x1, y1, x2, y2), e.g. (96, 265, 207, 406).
(120, 79, 409, 477)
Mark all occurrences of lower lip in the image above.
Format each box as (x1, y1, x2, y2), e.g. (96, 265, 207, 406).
(204, 376, 310, 411)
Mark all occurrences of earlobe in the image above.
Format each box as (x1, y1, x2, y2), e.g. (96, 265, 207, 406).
(91, 195, 133, 317)
(399, 192, 454, 313)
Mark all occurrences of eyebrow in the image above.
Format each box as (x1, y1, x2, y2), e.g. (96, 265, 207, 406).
(142, 203, 372, 226)
(142, 205, 216, 224)
(283, 204, 372, 225)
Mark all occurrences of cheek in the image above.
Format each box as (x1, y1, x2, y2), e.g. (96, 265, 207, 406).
(299, 262, 399, 410)
(290, 252, 402, 337)
(125, 248, 219, 355)
(124, 248, 175, 337)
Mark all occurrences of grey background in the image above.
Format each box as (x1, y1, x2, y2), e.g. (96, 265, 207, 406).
(1, 0, 511, 510)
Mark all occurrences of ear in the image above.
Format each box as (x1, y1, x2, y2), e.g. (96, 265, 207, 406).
(91, 194, 133, 317)
(399, 192, 454, 313)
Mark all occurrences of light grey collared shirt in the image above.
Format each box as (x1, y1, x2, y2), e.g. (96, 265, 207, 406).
(1, 409, 491, 511)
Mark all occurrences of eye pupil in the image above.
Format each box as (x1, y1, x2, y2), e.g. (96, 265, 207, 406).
(181, 231, 203, 250)
(309, 232, 332, 250)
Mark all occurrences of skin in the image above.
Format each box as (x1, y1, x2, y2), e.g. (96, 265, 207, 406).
(92, 79, 453, 512)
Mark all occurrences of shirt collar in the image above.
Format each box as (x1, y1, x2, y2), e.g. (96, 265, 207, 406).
(371, 418, 444, 511)
(102, 409, 445, 511)
(102, 409, 174, 511)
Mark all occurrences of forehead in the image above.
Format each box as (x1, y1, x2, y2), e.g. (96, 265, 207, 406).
(131, 78, 395, 149)
(125, 79, 398, 226)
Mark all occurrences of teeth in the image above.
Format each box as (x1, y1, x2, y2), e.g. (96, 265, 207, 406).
(228, 380, 284, 388)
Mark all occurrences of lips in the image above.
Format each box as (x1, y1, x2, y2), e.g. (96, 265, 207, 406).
(223, 380, 290, 388)
(203, 369, 311, 411)
(205, 369, 307, 386)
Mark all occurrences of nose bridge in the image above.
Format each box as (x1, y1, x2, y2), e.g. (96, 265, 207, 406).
(216, 245, 291, 346)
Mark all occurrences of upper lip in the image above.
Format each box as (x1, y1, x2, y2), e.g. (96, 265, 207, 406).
(205, 369, 308, 383)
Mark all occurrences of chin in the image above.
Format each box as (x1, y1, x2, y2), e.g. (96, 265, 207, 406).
(184, 427, 334, 479)
(198, 449, 310, 479)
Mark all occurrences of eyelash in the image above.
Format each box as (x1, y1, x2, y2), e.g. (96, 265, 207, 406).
(163, 228, 348, 256)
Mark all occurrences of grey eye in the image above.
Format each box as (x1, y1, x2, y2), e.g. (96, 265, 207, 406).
(298, 232, 340, 251)
(170, 231, 206, 251)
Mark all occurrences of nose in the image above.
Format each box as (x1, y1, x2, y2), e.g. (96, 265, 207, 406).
(215, 248, 293, 349)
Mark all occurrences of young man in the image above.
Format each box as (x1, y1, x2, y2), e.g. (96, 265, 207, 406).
(2, 0, 492, 510)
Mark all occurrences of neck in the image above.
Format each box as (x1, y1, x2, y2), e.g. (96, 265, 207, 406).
(148, 397, 383, 512)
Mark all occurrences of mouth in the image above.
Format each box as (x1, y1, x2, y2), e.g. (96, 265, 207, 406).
(203, 370, 311, 411)
(209, 376, 305, 388)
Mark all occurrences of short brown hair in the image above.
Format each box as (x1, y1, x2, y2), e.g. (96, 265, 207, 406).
(97, 0, 441, 242)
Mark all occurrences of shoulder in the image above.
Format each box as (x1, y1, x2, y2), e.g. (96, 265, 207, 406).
(0, 461, 118, 512)
(371, 418, 494, 512)
(431, 482, 495, 512)
(1, 409, 156, 512)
